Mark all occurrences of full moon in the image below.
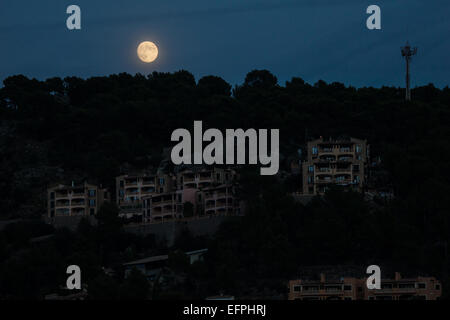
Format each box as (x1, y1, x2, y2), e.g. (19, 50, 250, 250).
(137, 41, 158, 63)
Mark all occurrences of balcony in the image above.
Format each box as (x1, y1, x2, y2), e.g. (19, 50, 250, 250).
(141, 187, 155, 194)
(198, 182, 212, 189)
(216, 207, 227, 214)
(336, 168, 351, 172)
(335, 179, 353, 185)
(152, 207, 162, 213)
(184, 183, 197, 189)
(162, 207, 175, 214)
(183, 175, 195, 182)
(71, 199, 85, 206)
(337, 155, 353, 162)
(55, 192, 69, 198)
(56, 208, 70, 215)
(55, 200, 70, 207)
(216, 200, 228, 207)
(302, 287, 319, 293)
(319, 155, 336, 162)
(71, 208, 86, 215)
(142, 177, 156, 185)
(199, 174, 212, 181)
(325, 286, 343, 292)
(205, 201, 215, 208)
(206, 192, 228, 200)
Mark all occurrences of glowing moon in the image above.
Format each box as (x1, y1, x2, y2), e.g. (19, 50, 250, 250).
(137, 41, 158, 63)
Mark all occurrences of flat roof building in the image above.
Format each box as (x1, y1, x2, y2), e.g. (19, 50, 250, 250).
(365, 272, 442, 301)
(47, 182, 109, 218)
(302, 137, 369, 195)
(176, 166, 235, 190)
(288, 272, 442, 301)
(116, 172, 175, 218)
(200, 184, 240, 216)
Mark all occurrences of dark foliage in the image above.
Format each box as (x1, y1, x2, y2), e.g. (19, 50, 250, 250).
(1, 70, 450, 299)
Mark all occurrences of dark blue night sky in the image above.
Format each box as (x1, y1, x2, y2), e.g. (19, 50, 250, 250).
(0, 0, 449, 87)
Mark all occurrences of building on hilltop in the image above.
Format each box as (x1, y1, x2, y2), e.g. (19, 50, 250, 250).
(302, 136, 369, 195)
(142, 186, 241, 224)
(47, 182, 109, 218)
(200, 184, 240, 216)
(115, 171, 175, 218)
(176, 165, 235, 190)
(142, 175, 240, 223)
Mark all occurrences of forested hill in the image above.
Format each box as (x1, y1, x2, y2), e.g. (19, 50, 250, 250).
(1, 70, 450, 299)
(0, 70, 450, 220)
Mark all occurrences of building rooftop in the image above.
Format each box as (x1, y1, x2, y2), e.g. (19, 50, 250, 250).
(123, 254, 169, 266)
(186, 248, 208, 256)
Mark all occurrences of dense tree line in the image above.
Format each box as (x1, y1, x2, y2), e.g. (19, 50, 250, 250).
(0, 70, 450, 299)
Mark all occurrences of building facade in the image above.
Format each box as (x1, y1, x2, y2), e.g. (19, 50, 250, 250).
(302, 137, 369, 195)
(288, 274, 365, 301)
(201, 184, 239, 216)
(177, 166, 235, 190)
(47, 182, 109, 218)
(141, 166, 239, 223)
(365, 272, 442, 300)
(288, 272, 442, 301)
(142, 191, 183, 223)
(115, 172, 175, 218)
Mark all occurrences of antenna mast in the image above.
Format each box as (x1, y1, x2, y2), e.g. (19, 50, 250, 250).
(401, 42, 417, 101)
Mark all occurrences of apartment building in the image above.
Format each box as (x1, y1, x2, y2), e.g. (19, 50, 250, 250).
(201, 184, 239, 216)
(302, 137, 369, 195)
(288, 273, 442, 301)
(143, 185, 240, 223)
(365, 272, 442, 301)
(141, 166, 240, 223)
(288, 274, 365, 301)
(112, 165, 241, 222)
(176, 166, 235, 190)
(47, 182, 109, 218)
(116, 172, 174, 218)
(142, 191, 183, 223)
